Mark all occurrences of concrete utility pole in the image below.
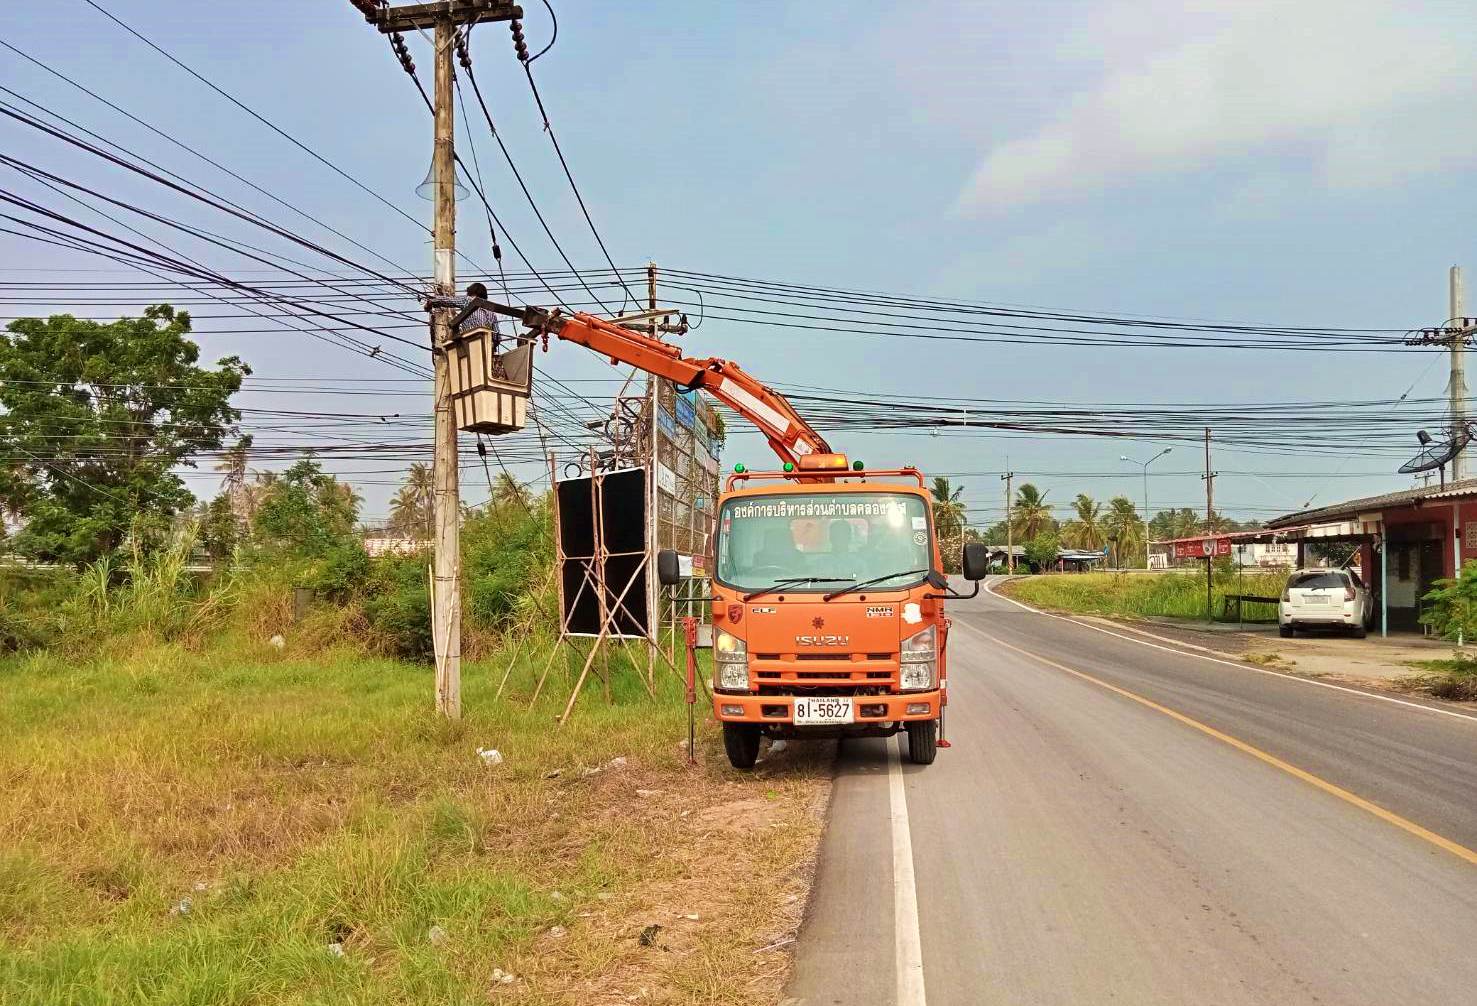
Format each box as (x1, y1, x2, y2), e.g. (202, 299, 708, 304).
(1451, 266, 1467, 482)
(430, 18, 460, 719)
(1203, 428, 1216, 622)
(1001, 471, 1014, 574)
(355, 1, 524, 719)
(647, 262, 662, 653)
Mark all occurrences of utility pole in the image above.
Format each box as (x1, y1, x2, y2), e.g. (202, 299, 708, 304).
(353, 1, 524, 720)
(647, 262, 663, 657)
(430, 17, 460, 719)
(1001, 470, 1014, 574)
(1203, 427, 1216, 622)
(1452, 266, 1467, 482)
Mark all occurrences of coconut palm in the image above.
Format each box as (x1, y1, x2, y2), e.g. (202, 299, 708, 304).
(240, 469, 278, 525)
(214, 435, 252, 521)
(1103, 495, 1143, 564)
(1011, 483, 1054, 540)
(389, 463, 435, 537)
(331, 480, 363, 522)
(1062, 494, 1106, 550)
(491, 471, 529, 511)
(929, 477, 967, 542)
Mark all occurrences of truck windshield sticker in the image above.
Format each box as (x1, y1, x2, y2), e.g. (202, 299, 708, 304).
(728, 499, 910, 521)
(716, 492, 931, 593)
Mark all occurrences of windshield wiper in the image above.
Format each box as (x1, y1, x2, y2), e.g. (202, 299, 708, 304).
(743, 577, 853, 602)
(823, 568, 931, 601)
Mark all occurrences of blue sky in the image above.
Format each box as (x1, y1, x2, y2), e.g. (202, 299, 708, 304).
(4, 1, 1477, 527)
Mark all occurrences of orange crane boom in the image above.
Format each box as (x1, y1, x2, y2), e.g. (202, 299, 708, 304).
(482, 302, 833, 468)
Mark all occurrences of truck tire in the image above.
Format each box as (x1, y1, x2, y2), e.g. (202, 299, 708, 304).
(906, 720, 938, 765)
(723, 723, 762, 770)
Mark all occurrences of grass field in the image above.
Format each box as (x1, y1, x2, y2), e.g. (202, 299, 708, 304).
(1002, 570, 1289, 622)
(0, 636, 829, 1005)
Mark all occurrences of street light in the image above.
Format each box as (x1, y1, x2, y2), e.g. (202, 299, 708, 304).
(1121, 448, 1172, 570)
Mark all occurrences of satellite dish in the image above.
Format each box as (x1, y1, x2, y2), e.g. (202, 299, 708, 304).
(1398, 429, 1470, 474)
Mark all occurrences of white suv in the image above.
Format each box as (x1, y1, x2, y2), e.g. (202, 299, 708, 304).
(1278, 568, 1371, 639)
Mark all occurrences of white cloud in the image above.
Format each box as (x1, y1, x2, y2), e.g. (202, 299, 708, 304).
(954, 1, 1477, 215)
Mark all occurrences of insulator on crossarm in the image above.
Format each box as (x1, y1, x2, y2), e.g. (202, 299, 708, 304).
(510, 20, 529, 62)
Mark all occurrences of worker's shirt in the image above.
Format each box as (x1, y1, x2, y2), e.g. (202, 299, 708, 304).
(452, 298, 503, 351)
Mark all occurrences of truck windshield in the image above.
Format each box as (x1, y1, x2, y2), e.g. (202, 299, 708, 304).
(716, 492, 932, 593)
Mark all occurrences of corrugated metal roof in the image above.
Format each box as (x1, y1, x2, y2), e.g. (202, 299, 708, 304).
(1265, 479, 1477, 529)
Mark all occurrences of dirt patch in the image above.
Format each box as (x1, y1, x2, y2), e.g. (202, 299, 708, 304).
(691, 796, 788, 834)
(504, 746, 832, 1006)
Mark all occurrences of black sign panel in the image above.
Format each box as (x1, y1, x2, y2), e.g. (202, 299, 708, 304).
(556, 467, 649, 638)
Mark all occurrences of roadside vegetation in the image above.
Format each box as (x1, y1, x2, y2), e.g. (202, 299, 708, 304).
(1002, 569, 1288, 622)
(0, 641, 827, 1005)
(0, 307, 830, 1003)
(1400, 656, 1477, 701)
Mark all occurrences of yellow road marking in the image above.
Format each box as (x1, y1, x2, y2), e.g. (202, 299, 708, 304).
(978, 629, 1477, 867)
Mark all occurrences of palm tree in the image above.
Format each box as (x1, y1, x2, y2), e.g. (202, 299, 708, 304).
(1103, 495, 1142, 565)
(332, 480, 363, 521)
(389, 463, 435, 538)
(929, 477, 966, 543)
(242, 469, 278, 525)
(1011, 483, 1054, 540)
(214, 435, 252, 522)
(491, 471, 529, 511)
(1062, 494, 1106, 550)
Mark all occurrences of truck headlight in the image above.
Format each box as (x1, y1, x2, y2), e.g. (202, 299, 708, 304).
(899, 624, 937, 691)
(714, 628, 749, 691)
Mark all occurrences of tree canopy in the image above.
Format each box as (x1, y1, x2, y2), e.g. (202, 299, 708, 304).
(0, 306, 246, 566)
(1011, 483, 1055, 541)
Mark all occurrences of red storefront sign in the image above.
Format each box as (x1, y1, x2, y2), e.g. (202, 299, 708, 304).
(1172, 537, 1233, 559)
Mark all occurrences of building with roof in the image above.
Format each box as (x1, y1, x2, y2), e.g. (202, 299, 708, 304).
(1257, 479, 1477, 632)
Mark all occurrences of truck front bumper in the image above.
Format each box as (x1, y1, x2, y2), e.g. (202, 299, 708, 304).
(713, 690, 942, 725)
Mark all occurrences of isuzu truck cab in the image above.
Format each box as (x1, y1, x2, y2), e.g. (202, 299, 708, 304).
(660, 455, 987, 768)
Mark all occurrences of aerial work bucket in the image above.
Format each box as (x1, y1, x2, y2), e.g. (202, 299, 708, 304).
(445, 327, 532, 434)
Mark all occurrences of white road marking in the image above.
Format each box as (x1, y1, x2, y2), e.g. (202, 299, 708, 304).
(981, 579, 1477, 725)
(889, 738, 928, 1006)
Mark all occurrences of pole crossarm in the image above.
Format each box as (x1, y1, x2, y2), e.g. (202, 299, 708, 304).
(360, 1, 524, 33)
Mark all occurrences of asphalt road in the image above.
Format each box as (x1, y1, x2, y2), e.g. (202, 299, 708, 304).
(783, 579, 1477, 1006)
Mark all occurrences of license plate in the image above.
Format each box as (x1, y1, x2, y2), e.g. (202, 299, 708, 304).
(1304, 593, 1329, 605)
(793, 696, 854, 725)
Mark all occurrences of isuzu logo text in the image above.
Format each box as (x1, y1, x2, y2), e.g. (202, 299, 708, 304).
(796, 635, 849, 646)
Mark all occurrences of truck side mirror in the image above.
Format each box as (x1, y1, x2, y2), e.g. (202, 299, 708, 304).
(961, 542, 989, 581)
(656, 549, 682, 586)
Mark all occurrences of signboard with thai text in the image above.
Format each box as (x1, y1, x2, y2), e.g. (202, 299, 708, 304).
(1172, 537, 1233, 559)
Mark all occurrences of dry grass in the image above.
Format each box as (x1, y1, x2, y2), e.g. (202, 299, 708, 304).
(1397, 656, 1477, 702)
(0, 635, 830, 1005)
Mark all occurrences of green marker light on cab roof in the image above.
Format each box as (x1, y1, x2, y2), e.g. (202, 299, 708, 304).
(783, 462, 795, 472)
(733, 463, 746, 473)
(853, 460, 865, 470)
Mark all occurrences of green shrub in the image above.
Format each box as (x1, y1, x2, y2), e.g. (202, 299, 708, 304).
(362, 555, 433, 660)
(1421, 560, 1477, 642)
(463, 499, 552, 626)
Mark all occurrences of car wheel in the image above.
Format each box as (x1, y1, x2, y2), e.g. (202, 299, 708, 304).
(1279, 625, 1294, 638)
(1351, 624, 1367, 639)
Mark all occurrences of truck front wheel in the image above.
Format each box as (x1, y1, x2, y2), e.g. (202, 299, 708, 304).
(723, 723, 762, 769)
(906, 720, 938, 765)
